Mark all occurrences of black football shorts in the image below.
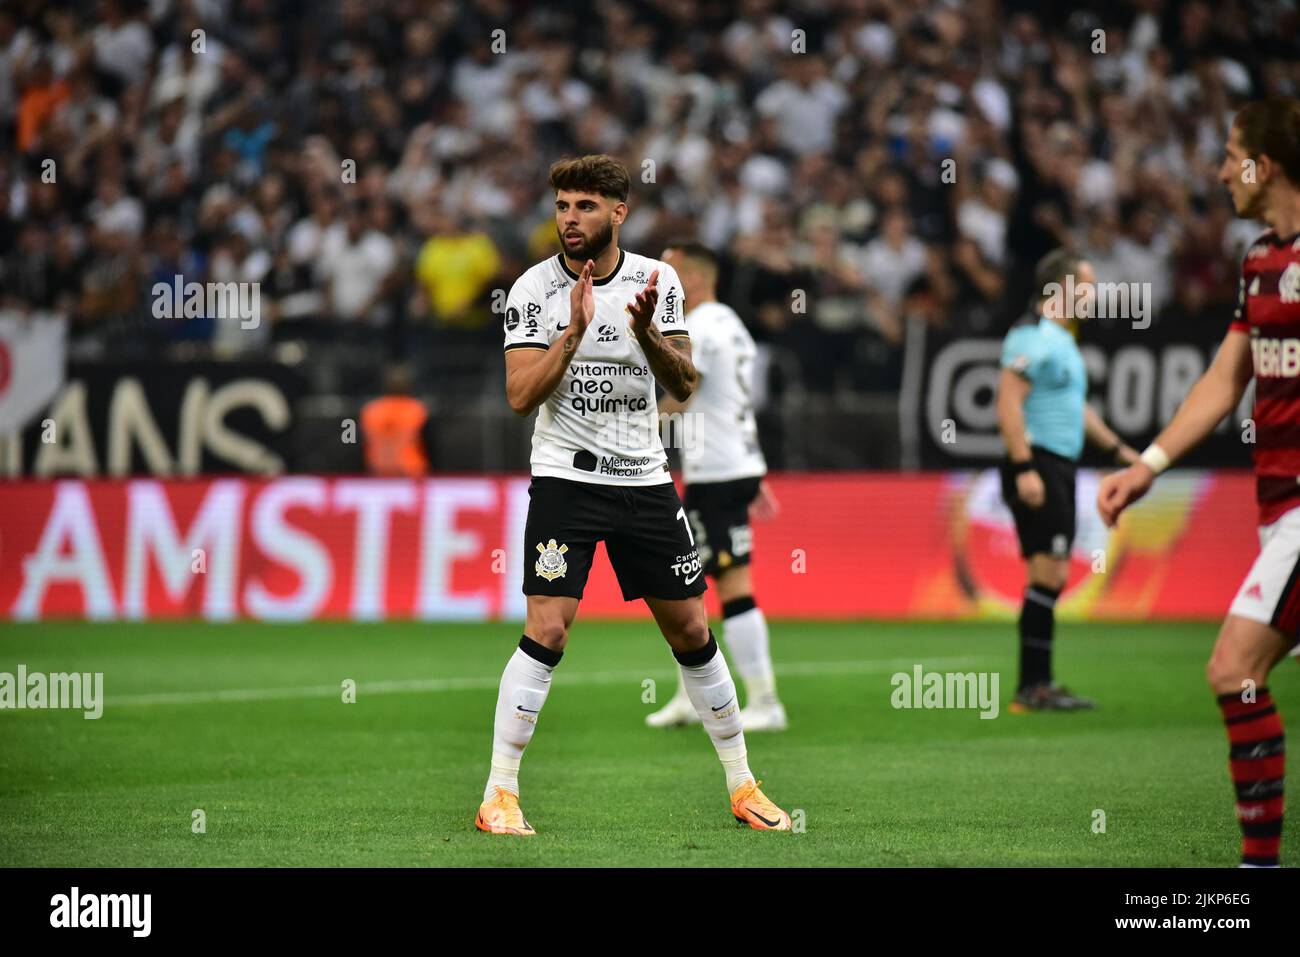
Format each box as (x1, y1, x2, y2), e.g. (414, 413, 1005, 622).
(522, 476, 707, 601)
(999, 447, 1077, 559)
(683, 476, 762, 578)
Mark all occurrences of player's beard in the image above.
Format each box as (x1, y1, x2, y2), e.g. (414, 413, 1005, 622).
(1232, 179, 1263, 221)
(1236, 186, 1266, 221)
(559, 217, 615, 264)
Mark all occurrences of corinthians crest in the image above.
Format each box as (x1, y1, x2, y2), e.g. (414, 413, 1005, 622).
(534, 539, 569, 581)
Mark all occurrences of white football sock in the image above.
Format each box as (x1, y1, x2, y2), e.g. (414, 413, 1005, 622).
(485, 752, 521, 801)
(483, 639, 559, 802)
(723, 604, 778, 706)
(664, 679, 691, 704)
(676, 634, 754, 794)
(716, 743, 754, 795)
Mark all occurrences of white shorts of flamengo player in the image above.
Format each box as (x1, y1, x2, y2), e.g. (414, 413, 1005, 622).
(1227, 504, 1300, 657)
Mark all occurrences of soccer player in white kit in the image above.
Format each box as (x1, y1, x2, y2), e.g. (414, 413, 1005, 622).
(645, 241, 788, 732)
(475, 156, 791, 835)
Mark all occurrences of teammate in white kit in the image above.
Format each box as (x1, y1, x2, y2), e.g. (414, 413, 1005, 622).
(645, 241, 788, 732)
(475, 155, 791, 836)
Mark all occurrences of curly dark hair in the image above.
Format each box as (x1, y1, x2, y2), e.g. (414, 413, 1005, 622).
(547, 155, 630, 202)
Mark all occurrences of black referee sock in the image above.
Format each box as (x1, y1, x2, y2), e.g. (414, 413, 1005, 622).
(1018, 585, 1060, 691)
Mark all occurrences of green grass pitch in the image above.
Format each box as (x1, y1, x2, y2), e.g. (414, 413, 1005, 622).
(0, 619, 1293, 867)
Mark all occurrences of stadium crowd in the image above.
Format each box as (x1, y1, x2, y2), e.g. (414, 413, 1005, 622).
(2, 0, 1298, 397)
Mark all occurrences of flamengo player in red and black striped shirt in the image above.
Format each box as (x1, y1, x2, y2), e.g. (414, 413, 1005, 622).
(1100, 98, 1300, 868)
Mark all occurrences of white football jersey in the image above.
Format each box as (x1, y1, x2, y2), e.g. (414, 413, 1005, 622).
(503, 249, 687, 486)
(681, 301, 767, 484)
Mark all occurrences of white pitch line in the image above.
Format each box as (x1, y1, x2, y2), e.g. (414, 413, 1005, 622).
(106, 656, 984, 709)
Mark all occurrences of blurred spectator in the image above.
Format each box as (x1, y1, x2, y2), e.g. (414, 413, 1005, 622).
(361, 363, 431, 477)
(755, 55, 849, 158)
(16, 56, 67, 152)
(91, 0, 154, 93)
(947, 237, 1005, 336)
(87, 175, 144, 239)
(78, 224, 142, 332)
(956, 159, 1018, 269)
(854, 207, 928, 308)
(0, 10, 37, 140)
(411, 203, 501, 328)
(145, 216, 210, 343)
(319, 198, 399, 325)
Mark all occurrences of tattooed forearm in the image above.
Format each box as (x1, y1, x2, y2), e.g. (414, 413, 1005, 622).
(636, 328, 697, 402)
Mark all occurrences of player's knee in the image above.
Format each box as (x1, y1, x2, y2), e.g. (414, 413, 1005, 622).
(1205, 650, 1246, 695)
(667, 614, 710, 651)
(1029, 564, 1068, 592)
(528, 619, 569, 652)
(715, 570, 750, 606)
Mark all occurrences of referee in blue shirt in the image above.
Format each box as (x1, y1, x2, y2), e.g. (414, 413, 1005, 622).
(996, 249, 1138, 712)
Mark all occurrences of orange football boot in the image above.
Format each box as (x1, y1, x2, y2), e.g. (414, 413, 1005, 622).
(730, 779, 792, 830)
(475, 787, 536, 836)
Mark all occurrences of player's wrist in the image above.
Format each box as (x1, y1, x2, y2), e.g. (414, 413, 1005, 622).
(563, 319, 587, 344)
(630, 321, 657, 342)
(1010, 458, 1035, 474)
(1138, 443, 1170, 475)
